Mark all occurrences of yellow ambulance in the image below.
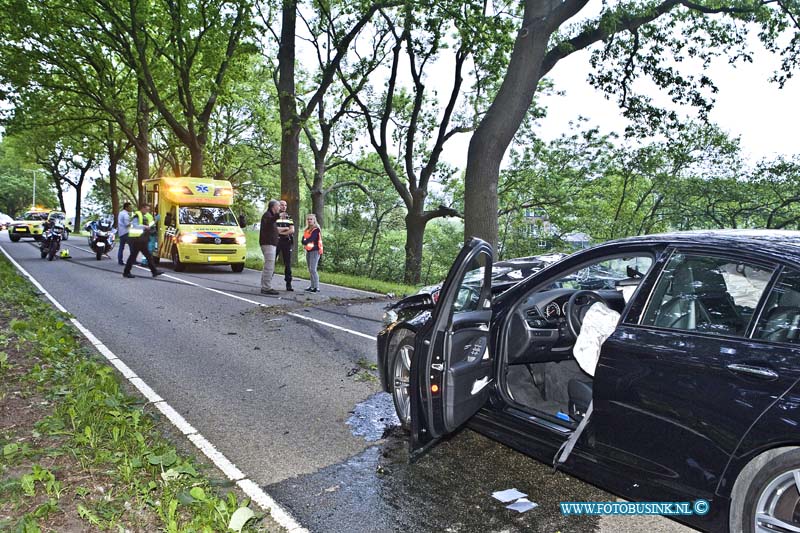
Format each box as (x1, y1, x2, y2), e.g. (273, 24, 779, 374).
(143, 177, 247, 272)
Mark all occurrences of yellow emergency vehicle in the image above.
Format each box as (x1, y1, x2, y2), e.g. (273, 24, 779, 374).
(143, 177, 247, 272)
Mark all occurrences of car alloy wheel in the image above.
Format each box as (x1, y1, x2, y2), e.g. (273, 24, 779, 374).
(754, 468, 800, 532)
(391, 341, 413, 430)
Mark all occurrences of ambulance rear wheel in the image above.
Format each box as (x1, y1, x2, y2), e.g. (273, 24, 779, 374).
(171, 248, 186, 272)
(231, 263, 244, 273)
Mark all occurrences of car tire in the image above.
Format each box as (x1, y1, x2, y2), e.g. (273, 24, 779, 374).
(389, 335, 415, 431)
(63, 229, 69, 241)
(172, 247, 186, 272)
(40, 248, 46, 259)
(10, 234, 20, 242)
(730, 446, 800, 533)
(231, 263, 245, 273)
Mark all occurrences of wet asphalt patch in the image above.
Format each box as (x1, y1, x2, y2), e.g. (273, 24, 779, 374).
(346, 393, 401, 442)
(265, 426, 607, 533)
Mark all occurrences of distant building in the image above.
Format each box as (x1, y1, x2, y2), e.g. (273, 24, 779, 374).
(523, 209, 554, 249)
(563, 232, 591, 249)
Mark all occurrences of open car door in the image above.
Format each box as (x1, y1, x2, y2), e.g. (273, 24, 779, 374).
(410, 238, 493, 456)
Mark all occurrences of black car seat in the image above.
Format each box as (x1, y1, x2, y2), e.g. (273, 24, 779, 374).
(568, 379, 592, 421)
(759, 290, 800, 343)
(654, 264, 741, 334)
(653, 266, 697, 329)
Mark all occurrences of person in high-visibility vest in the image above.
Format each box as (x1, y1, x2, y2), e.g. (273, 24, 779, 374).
(276, 200, 295, 291)
(301, 213, 323, 293)
(123, 203, 163, 279)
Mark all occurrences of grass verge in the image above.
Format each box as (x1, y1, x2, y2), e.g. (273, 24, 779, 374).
(0, 255, 271, 532)
(243, 230, 419, 296)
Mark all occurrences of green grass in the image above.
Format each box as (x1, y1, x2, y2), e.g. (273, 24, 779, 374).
(0, 256, 269, 532)
(243, 230, 419, 296)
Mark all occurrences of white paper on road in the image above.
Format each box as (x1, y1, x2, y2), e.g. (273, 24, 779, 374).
(492, 488, 527, 503)
(506, 498, 538, 513)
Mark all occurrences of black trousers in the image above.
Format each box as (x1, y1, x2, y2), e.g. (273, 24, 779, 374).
(277, 238, 292, 283)
(124, 238, 158, 275)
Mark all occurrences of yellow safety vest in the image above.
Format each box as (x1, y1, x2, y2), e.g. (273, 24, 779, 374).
(128, 211, 154, 238)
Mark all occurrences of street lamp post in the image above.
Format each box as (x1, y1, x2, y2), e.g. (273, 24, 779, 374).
(28, 169, 38, 208)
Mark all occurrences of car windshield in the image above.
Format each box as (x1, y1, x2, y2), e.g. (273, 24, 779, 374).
(49, 213, 65, 221)
(555, 256, 653, 290)
(22, 212, 48, 221)
(179, 206, 237, 226)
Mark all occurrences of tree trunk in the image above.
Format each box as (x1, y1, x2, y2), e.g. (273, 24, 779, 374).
(109, 152, 120, 225)
(279, 0, 299, 262)
(53, 177, 66, 213)
(311, 186, 324, 226)
(136, 83, 150, 204)
(189, 141, 204, 177)
(463, 10, 552, 250)
(107, 124, 120, 224)
(73, 182, 83, 231)
(404, 211, 425, 285)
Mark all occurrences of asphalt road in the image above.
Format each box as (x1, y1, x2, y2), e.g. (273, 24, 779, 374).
(0, 232, 695, 533)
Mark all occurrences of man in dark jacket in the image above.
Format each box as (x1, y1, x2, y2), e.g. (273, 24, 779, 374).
(259, 199, 281, 295)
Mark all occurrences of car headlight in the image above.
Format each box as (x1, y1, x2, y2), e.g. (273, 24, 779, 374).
(179, 234, 197, 244)
(235, 235, 247, 245)
(382, 309, 398, 325)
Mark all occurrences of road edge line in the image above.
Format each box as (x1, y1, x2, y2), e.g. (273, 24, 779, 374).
(0, 244, 309, 533)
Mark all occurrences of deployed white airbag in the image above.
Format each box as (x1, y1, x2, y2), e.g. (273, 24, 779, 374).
(573, 302, 620, 376)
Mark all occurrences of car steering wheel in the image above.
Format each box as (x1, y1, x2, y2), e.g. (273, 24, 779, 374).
(566, 290, 610, 338)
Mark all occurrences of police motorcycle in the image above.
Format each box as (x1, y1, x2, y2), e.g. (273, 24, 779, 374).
(40, 220, 65, 261)
(85, 216, 116, 260)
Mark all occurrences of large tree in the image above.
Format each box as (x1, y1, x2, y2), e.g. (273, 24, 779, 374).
(342, 0, 515, 283)
(464, 0, 800, 248)
(86, 0, 255, 177)
(267, 0, 400, 258)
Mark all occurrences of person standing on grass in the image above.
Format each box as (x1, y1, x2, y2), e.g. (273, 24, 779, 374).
(276, 200, 295, 291)
(301, 213, 323, 293)
(259, 199, 281, 296)
(117, 202, 132, 265)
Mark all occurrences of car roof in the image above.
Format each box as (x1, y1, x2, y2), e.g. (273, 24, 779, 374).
(604, 229, 800, 261)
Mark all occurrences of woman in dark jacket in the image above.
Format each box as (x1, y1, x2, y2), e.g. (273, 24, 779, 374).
(301, 214, 323, 292)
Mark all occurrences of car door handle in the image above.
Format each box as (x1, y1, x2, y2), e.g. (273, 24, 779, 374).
(726, 363, 779, 380)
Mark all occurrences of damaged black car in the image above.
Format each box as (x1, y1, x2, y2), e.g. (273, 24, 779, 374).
(377, 230, 800, 533)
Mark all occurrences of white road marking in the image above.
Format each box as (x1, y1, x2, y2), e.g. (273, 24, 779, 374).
(66, 241, 378, 340)
(286, 311, 374, 340)
(0, 243, 309, 533)
(244, 264, 384, 296)
(131, 265, 376, 340)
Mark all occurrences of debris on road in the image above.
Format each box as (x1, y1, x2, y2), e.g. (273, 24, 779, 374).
(492, 488, 527, 503)
(506, 498, 538, 513)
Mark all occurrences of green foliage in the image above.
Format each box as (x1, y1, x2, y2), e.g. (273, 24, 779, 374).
(0, 137, 59, 217)
(0, 257, 264, 531)
(497, 122, 800, 258)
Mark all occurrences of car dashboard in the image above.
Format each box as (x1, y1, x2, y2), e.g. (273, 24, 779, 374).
(507, 288, 627, 365)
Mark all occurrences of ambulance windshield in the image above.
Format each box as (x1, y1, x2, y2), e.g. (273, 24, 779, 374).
(179, 206, 237, 226)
